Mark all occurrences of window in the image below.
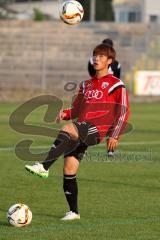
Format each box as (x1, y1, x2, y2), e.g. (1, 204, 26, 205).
(150, 15, 158, 23)
(128, 11, 141, 22)
(119, 11, 127, 23)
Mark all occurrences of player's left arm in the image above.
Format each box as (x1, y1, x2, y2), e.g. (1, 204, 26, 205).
(107, 87, 130, 151)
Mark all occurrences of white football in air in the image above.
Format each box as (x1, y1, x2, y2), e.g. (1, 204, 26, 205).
(60, 0, 84, 25)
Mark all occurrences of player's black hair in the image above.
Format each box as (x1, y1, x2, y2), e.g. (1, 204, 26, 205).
(102, 38, 113, 47)
(93, 43, 116, 62)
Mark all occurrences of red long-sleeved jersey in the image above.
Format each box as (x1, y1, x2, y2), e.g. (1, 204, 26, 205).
(63, 74, 130, 141)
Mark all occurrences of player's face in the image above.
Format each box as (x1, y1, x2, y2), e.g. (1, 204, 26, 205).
(93, 54, 112, 71)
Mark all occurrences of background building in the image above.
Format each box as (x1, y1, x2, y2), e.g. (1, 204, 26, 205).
(113, 0, 160, 24)
(0, 0, 160, 99)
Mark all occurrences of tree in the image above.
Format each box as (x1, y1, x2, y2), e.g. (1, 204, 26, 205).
(79, 0, 114, 21)
(0, 0, 12, 6)
(78, 0, 90, 21)
(96, 0, 114, 21)
(0, 0, 18, 18)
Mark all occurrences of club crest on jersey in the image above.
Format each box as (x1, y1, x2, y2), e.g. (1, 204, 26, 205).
(87, 82, 92, 88)
(101, 82, 109, 89)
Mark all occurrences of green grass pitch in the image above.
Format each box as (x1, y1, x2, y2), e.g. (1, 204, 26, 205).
(0, 102, 160, 240)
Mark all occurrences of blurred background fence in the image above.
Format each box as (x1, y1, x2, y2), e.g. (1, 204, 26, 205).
(0, 0, 160, 101)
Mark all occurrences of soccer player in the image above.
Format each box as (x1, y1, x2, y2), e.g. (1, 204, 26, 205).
(88, 38, 121, 157)
(25, 43, 130, 221)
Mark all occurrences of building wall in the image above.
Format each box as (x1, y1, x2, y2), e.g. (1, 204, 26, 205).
(10, 0, 60, 19)
(145, 0, 160, 23)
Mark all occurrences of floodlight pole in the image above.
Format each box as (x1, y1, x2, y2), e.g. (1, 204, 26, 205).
(41, 34, 47, 92)
(90, 0, 96, 23)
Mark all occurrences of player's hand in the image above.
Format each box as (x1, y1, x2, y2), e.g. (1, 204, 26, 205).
(55, 110, 67, 123)
(107, 137, 119, 152)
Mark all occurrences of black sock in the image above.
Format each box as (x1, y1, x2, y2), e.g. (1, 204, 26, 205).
(63, 174, 78, 214)
(42, 131, 77, 170)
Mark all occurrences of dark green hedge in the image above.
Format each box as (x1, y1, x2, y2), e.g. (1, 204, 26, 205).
(78, 0, 114, 21)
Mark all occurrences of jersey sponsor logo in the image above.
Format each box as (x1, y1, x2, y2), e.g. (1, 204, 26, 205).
(101, 82, 109, 89)
(84, 90, 103, 99)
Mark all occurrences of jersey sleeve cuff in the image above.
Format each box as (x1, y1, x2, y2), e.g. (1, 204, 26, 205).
(62, 109, 71, 120)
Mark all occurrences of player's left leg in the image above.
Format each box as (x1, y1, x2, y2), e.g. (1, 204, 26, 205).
(61, 141, 87, 221)
(61, 156, 80, 221)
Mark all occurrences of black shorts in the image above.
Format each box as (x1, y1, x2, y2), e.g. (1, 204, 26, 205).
(64, 121, 100, 161)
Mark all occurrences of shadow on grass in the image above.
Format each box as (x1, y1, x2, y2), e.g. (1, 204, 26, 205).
(35, 212, 62, 220)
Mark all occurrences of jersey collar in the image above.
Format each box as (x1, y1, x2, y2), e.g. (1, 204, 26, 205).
(93, 74, 112, 81)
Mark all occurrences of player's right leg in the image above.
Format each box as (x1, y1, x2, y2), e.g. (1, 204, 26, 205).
(25, 123, 79, 178)
(25, 162, 49, 179)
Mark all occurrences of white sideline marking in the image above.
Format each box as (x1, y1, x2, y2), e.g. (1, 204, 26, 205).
(0, 141, 160, 152)
(101, 141, 160, 146)
(2, 216, 160, 236)
(0, 145, 50, 152)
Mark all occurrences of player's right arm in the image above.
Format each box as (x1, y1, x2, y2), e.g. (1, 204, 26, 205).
(55, 110, 67, 123)
(57, 85, 84, 122)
